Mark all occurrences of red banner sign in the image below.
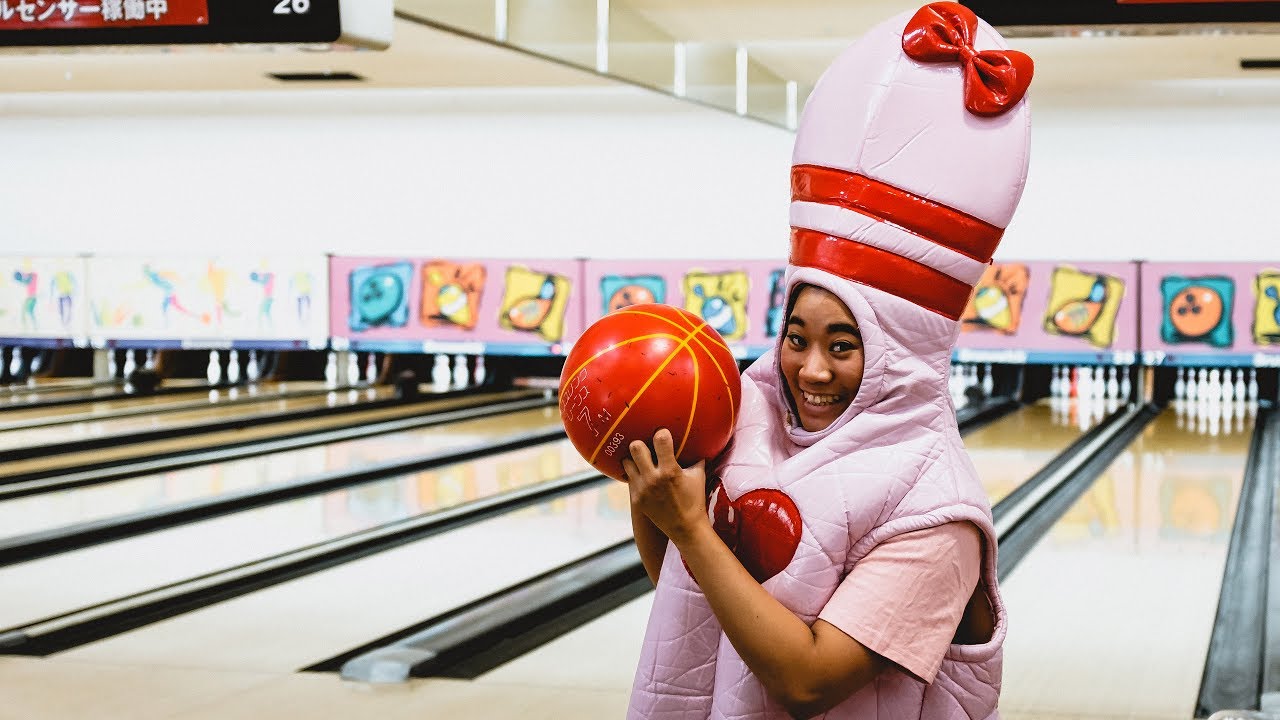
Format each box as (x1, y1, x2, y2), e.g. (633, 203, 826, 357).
(0, 0, 208, 30)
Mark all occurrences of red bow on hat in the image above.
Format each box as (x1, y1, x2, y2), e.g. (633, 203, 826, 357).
(902, 2, 1033, 117)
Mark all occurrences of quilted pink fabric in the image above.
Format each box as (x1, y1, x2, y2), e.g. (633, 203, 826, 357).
(627, 5, 1031, 719)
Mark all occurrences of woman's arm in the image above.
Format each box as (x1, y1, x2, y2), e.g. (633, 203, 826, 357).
(631, 505, 668, 585)
(623, 429, 885, 718)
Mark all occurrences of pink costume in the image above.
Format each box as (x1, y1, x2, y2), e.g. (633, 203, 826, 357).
(628, 4, 1033, 719)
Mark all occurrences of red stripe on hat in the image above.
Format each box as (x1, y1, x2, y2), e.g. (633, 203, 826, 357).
(792, 165, 1004, 263)
(790, 228, 973, 320)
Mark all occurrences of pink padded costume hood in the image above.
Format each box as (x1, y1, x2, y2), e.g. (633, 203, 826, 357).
(628, 4, 1032, 719)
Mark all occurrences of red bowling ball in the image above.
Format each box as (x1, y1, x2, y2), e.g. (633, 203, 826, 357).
(559, 303, 742, 482)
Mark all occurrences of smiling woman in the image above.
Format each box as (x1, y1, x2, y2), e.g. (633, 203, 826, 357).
(779, 284, 866, 432)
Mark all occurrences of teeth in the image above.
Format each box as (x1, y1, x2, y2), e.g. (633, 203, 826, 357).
(802, 391, 840, 406)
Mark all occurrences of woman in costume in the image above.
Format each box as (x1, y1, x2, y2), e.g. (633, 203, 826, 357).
(622, 4, 1033, 718)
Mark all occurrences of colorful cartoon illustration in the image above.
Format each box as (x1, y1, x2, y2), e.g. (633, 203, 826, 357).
(348, 262, 413, 332)
(142, 264, 192, 327)
(13, 268, 37, 331)
(766, 269, 786, 339)
(51, 270, 76, 329)
(249, 270, 276, 329)
(421, 261, 486, 330)
(962, 263, 1029, 335)
(683, 270, 749, 342)
(200, 261, 237, 328)
(1160, 275, 1234, 348)
(498, 266, 571, 342)
(290, 271, 313, 325)
(1253, 270, 1280, 346)
(600, 274, 666, 315)
(1042, 266, 1125, 349)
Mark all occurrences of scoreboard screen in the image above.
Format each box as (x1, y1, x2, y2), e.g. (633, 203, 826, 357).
(0, 0, 388, 48)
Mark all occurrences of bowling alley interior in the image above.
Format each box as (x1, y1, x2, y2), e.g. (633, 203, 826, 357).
(3, 1, 1280, 719)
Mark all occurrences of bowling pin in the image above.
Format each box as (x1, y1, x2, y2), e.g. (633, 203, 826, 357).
(346, 352, 360, 386)
(982, 364, 994, 397)
(1118, 367, 1131, 403)
(1222, 368, 1236, 403)
(452, 354, 469, 389)
(966, 364, 979, 392)
(8, 347, 22, 378)
(28, 351, 42, 375)
(1048, 365, 1060, 397)
(366, 352, 379, 384)
(106, 349, 118, 379)
(1233, 368, 1247, 404)
(1105, 366, 1119, 400)
(1247, 368, 1259, 403)
(206, 350, 222, 386)
(324, 351, 338, 386)
(227, 349, 241, 385)
(474, 355, 487, 386)
(431, 354, 450, 390)
(1078, 366, 1093, 401)
(144, 349, 157, 370)
(1174, 367, 1186, 401)
(246, 350, 260, 382)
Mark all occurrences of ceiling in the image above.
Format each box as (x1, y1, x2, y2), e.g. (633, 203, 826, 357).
(0, 0, 1278, 99)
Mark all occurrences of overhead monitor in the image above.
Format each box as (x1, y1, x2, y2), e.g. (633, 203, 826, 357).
(0, 0, 391, 49)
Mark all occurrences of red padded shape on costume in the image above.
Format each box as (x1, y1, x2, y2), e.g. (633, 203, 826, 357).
(703, 482, 803, 585)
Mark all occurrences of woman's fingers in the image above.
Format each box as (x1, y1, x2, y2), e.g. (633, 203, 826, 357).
(628, 439, 657, 477)
(652, 429, 677, 474)
(620, 457, 639, 484)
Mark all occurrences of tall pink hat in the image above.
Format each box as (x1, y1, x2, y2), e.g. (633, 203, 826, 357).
(789, 2, 1034, 322)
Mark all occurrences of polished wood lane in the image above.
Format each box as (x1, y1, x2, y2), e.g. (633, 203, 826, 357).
(999, 405, 1254, 719)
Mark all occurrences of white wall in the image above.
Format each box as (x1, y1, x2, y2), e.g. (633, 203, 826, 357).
(2, 80, 1279, 262)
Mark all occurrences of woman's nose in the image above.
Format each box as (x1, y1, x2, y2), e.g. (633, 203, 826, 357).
(799, 354, 833, 383)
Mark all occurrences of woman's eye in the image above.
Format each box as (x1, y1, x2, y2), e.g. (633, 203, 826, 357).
(786, 333, 805, 348)
(831, 340, 857, 353)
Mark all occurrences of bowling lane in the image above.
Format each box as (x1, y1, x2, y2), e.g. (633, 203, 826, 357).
(0, 381, 333, 430)
(999, 404, 1254, 719)
(0, 389, 543, 482)
(0, 378, 207, 407)
(964, 397, 1108, 505)
(0, 385, 406, 453)
(54, 470, 629, 672)
(0, 438, 593, 631)
(0, 404, 565, 539)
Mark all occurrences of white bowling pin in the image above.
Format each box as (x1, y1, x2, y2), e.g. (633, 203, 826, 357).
(1174, 367, 1186, 400)
(966, 364, 979, 390)
(452, 354, 469, 389)
(366, 353, 378, 384)
(1048, 365, 1060, 397)
(1222, 369, 1236, 403)
(28, 351, 42, 375)
(246, 350, 260, 382)
(206, 350, 222, 385)
(1119, 368, 1131, 402)
(106, 349, 118, 379)
(431, 354, 451, 390)
(1078, 366, 1093, 401)
(474, 355, 487, 386)
(1247, 368, 1259, 403)
(1234, 368, 1247, 403)
(227, 349, 241, 384)
(323, 351, 338, 386)
(1105, 367, 1119, 400)
(346, 352, 360, 385)
(144, 349, 157, 370)
(1209, 368, 1223, 403)
(982, 364, 994, 397)
(122, 349, 137, 377)
(1193, 368, 1207, 402)
(8, 347, 22, 378)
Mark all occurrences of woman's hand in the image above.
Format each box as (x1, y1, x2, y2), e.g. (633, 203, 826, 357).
(621, 428, 709, 545)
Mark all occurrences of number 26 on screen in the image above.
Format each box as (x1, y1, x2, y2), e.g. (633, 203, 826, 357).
(274, 0, 311, 15)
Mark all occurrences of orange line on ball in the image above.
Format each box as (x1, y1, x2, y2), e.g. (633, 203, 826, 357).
(655, 309, 737, 431)
(561, 332, 683, 390)
(676, 342, 699, 459)
(589, 320, 710, 464)
(614, 308, 737, 380)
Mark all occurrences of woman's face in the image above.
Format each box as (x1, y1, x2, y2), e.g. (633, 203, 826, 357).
(780, 286, 865, 432)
